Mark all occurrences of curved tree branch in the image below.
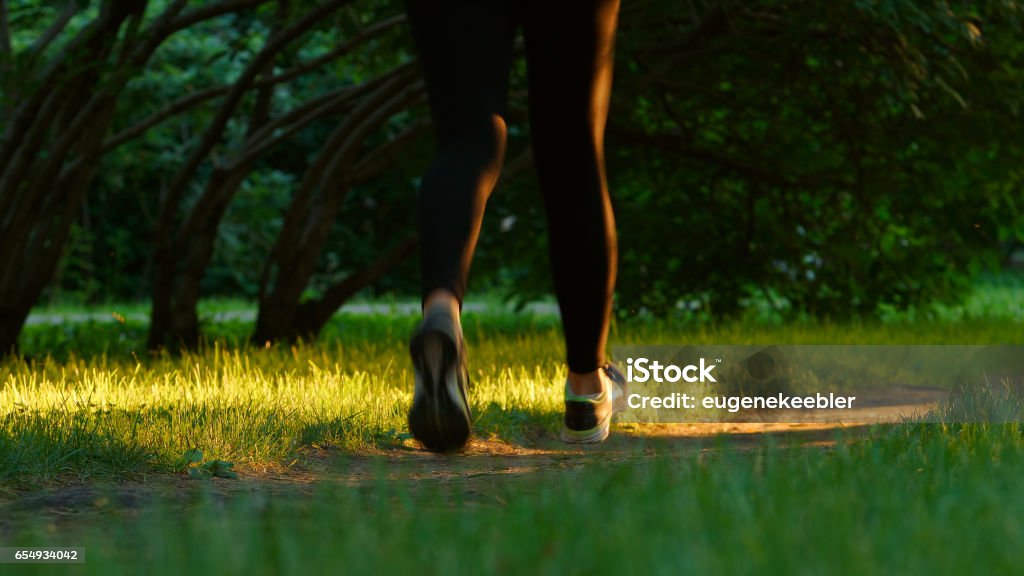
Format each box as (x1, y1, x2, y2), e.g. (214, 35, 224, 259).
(102, 13, 404, 153)
(154, 0, 356, 246)
(291, 235, 418, 338)
(26, 1, 78, 60)
(165, 0, 270, 36)
(0, 0, 12, 56)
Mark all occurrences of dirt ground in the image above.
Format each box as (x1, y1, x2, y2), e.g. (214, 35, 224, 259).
(0, 417, 892, 540)
(4, 389, 941, 522)
(2, 390, 941, 530)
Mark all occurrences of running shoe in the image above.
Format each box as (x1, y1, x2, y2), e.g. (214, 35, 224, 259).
(561, 363, 628, 444)
(408, 308, 472, 452)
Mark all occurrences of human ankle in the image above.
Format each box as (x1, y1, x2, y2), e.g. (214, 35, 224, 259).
(423, 289, 460, 321)
(567, 369, 604, 396)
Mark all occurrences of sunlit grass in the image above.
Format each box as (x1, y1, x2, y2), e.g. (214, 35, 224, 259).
(4, 302, 1022, 488)
(0, 338, 570, 487)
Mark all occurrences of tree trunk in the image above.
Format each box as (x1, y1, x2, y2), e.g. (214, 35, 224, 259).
(0, 3, 140, 356)
(252, 70, 423, 344)
(147, 164, 253, 349)
(288, 236, 418, 339)
(145, 0, 373, 350)
(2, 0, 281, 355)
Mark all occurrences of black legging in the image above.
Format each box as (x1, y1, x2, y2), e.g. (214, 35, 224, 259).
(406, 0, 620, 374)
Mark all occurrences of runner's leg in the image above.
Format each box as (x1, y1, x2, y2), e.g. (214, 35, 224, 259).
(522, 0, 621, 382)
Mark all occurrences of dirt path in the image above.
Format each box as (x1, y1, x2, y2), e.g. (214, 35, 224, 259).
(0, 417, 908, 549)
(0, 420, 875, 538)
(1, 366, 944, 531)
(1, 364, 942, 538)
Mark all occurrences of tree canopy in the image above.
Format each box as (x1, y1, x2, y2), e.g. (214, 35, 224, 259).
(1, 0, 1022, 353)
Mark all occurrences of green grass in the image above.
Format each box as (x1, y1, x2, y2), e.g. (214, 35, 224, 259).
(2, 277, 1023, 573)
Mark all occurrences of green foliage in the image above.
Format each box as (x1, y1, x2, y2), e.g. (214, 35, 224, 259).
(175, 449, 239, 479)
(474, 0, 1024, 319)
(13, 0, 1023, 323)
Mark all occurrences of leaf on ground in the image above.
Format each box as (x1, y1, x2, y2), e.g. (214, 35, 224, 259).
(174, 448, 204, 470)
(187, 468, 210, 479)
(200, 460, 239, 479)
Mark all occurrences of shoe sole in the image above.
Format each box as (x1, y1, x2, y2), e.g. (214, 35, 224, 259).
(408, 329, 471, 453)
(560, 416, 611, 444)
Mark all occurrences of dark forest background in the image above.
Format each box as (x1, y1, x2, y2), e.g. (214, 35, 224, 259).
(1, 0, 1022, 353)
